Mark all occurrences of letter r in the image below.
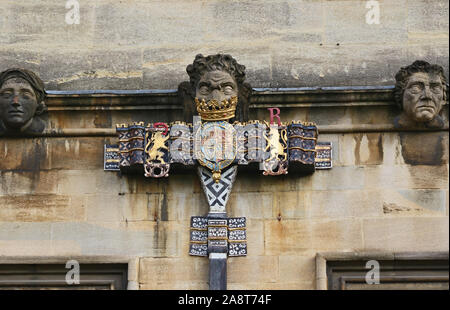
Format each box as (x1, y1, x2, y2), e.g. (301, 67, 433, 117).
(267, 107, 281, 126)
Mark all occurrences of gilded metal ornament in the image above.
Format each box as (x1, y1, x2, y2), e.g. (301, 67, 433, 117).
(195, 96, 238, 121)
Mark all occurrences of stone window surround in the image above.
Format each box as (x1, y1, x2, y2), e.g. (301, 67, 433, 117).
(0, 256, 139, 290)
(315, 251, 449, 290)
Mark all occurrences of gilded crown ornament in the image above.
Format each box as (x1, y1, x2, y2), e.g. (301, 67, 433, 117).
(195, 96, 238, 121)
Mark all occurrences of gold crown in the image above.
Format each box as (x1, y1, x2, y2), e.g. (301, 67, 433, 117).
(195, 96, 238, 121)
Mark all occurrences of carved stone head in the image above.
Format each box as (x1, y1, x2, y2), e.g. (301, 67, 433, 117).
(0, 68, 47, 135)
(394, 60, 447, 128)
(185, 54, 250, 122)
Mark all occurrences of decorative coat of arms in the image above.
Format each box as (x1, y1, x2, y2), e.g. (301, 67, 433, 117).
(104, 53, 333, 290)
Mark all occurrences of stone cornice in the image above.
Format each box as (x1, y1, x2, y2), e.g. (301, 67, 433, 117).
(251, 86, 397, 108)
(46, 86, 403, 111)
(0, 86, 442, 137)
(26, 123, 445, 138)
(46, 89, 180, 111)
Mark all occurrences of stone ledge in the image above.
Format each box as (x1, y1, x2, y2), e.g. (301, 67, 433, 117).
(45, 86, 401, 111)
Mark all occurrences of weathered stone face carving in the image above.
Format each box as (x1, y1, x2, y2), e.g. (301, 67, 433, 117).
(0, 69, 47, 136)
(394, 60, 447, 128)
(183, 53, 251, 122)
(196, 70, 238, 103)
(0, 78, 38, 128)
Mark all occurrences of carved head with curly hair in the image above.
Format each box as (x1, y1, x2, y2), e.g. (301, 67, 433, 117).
(185, 54, 250, 122)
(0, 68, 47, 134)
(394, 60, 447, 126)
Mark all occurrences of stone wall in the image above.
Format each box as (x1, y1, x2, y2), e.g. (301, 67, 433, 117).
(0, 0, 448, 90)
(0, 0, 448, 290)
(0, 115, 448, 289)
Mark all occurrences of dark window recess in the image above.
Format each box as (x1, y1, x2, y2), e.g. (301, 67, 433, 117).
(0, 264, 128, 290)
(327, 259, 449, 290)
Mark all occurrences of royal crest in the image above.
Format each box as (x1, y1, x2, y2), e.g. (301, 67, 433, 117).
(104, 53, 333, 290)
(194, 121, 237, 183)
